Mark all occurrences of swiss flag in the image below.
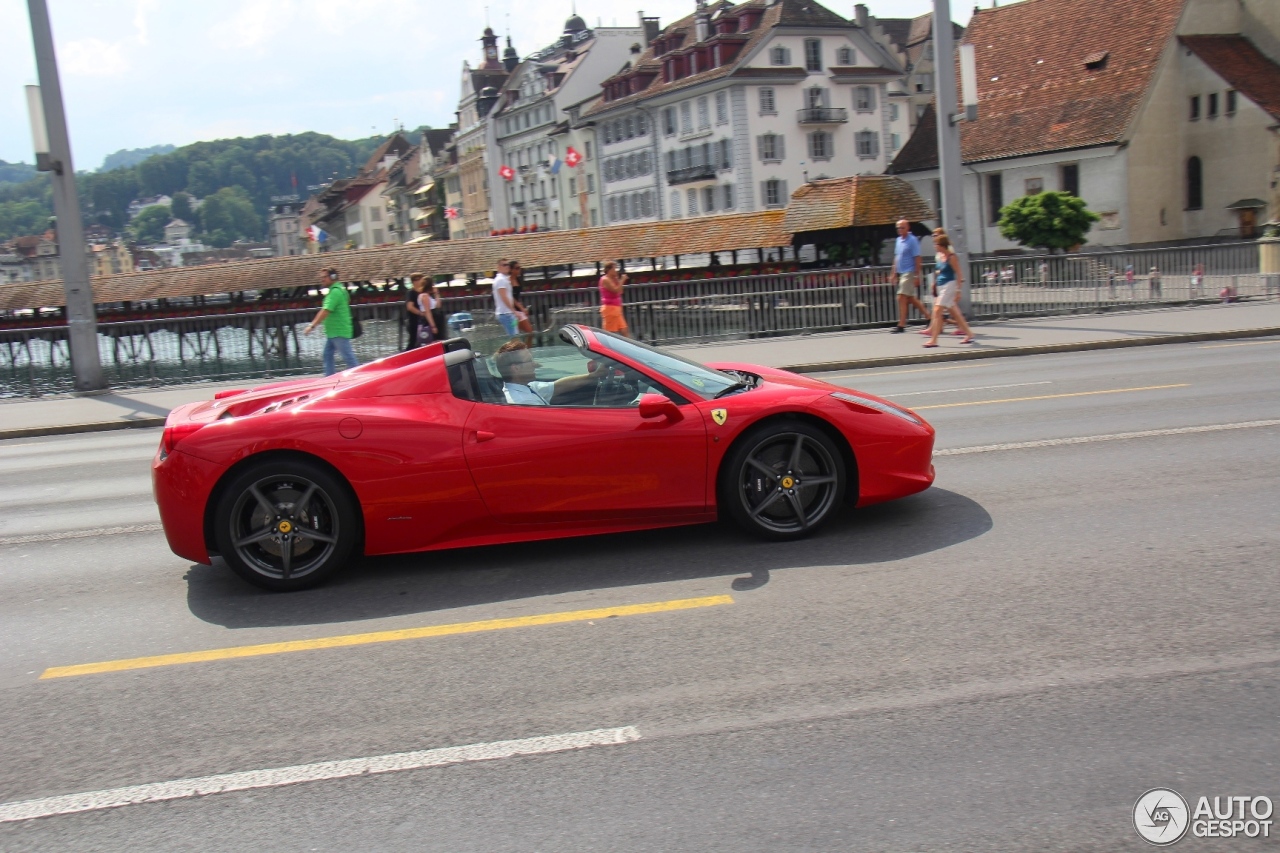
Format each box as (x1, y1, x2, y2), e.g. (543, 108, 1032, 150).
(564, 147, 582, 168)
(499, 164, 515, 181)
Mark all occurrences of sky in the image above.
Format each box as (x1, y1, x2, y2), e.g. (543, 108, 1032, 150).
(1, 0, 964, 171)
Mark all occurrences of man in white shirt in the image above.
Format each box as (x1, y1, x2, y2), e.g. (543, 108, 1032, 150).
(492, 259, 519, 336)
(493, 340, 606, 406)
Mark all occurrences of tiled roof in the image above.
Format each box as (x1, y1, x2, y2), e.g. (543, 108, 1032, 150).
(887, 101, 938, 174)
(783, 176, 933, 233)
(891, 0, 1184, 170)
(0, 210, 790, 311)
(583, 0, 855, 117)
(1180, 35, 1280, 122)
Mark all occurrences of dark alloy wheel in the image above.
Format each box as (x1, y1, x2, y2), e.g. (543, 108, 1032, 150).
(723, 422, 845, 540)
(213, 458, 358, 591)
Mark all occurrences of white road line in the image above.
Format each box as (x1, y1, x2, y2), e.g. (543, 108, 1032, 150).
(936, 419, 1280, 456)
(0, 523, 163, 546)
(822, 362, 993, 379)
(890, 381, 1052, 397)
(0, 726, 641, 824)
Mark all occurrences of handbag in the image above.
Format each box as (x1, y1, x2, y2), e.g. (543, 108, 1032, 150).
(417, 323, 435, 345)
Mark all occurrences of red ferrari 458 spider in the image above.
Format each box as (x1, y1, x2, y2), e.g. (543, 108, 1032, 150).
(153, 326, 934, 591)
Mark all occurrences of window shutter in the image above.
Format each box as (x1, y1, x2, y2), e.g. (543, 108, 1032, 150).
(779, 180, 788, 204)
(868, 87, 878, 111)
(777, 135, 785, 161)
(756, 134, 765, 161)
(760, 181, 769, 206)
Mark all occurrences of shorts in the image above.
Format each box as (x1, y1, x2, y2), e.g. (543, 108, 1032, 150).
(496, 313, 519, 336)
(896, 272, 918, 297)
(600, 304, 628, 333)
(935, 281, 959, 308)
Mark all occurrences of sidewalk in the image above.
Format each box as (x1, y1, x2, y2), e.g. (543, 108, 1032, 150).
(1, 302, 1277, 441)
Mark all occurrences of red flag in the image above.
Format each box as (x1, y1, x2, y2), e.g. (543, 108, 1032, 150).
(499, 164, 515, 181)
(564, 147, 582, 168)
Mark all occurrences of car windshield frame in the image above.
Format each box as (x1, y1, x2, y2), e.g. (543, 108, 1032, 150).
(589, 329, 742, 400)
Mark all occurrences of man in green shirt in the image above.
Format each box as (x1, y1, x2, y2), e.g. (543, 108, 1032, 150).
(304, 267, 359, 375)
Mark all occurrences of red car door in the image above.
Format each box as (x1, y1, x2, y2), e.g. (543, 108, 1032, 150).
(462, 402, 707, 524)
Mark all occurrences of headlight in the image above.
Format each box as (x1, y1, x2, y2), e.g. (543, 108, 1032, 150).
(830, 391, 923, 425)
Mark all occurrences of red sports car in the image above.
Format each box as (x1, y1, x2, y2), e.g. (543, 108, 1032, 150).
(153, 326, 935, 591)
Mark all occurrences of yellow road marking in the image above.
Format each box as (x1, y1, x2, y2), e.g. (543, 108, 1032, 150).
(1198, 340, 1280, 349)
(913, 384, 1189, 410)
(41, 595, 734, 679)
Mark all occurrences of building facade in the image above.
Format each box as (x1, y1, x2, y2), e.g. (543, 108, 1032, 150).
(269, 196, 304, 257)
(889, 0, 1280, 250)
(490, 15, 652, 232)
(581, 0, 903, 227)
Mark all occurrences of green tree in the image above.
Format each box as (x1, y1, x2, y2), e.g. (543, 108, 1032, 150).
(997, 191, 1101, 253)
(171, 191, 195, 223)
(131, 205, 172, 244)
(199, 186, 261, 247)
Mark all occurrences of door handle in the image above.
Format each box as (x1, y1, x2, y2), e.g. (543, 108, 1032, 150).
(474, 430, 496, 443)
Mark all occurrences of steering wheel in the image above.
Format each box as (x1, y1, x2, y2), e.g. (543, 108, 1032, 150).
(592, 366, 640, 407)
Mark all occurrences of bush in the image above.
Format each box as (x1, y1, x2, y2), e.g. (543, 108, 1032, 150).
(998, 191, 1100, 253)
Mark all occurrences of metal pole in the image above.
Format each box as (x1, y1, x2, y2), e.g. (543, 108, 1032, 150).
(931, 0, 971, 314)
(27, 0, 105, 392)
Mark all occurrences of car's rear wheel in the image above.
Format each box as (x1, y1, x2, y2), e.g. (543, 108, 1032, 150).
(213, 458, 358, 591)
(722, 421, 845, 540)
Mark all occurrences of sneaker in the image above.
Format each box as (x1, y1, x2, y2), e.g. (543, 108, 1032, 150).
(890, 326, 905, 334)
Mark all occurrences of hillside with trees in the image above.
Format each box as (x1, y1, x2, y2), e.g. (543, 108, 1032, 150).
(0, 132, 391, 246)
(99, 145, 176, 172)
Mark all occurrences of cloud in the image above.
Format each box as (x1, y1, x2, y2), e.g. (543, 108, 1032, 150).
(213, 0, 297, 50)
(60, 38, 129, 77)
(133, 0, 158, 45)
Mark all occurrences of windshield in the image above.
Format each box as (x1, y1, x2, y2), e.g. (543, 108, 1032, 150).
(593, 330, 741, 399)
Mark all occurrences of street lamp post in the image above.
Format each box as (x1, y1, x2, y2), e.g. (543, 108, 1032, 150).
(26, 0, 105, 392)
(931, 0, 977, 314)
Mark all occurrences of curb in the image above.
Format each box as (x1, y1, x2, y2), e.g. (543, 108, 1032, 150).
(778, 326, 1280, 374)
(0, 417, 166, 442)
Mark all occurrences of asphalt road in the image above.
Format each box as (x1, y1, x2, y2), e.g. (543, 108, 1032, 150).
(1, 338, 1278, 852)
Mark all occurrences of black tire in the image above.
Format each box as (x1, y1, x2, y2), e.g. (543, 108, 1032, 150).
(721, 420, 846, 540)
(213, 457, 359, 592)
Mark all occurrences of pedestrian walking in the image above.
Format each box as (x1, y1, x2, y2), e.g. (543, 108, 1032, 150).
(1191, 263, 1204, 298)
(1108, 268, 1117, 298)
(417, 277, 441, 345)
(404, 274, 426, 349)
(890, 219, 928, 333)
(923, 235, 974, 347)
(1149, 266, 1162, 298)
(1125, 263, 1136, 297)
(599, 260, 630, 337)
(492, 258, 522, 337)
(424, 279, 447, 342)
(509, 260, 535, 341)
(304, 267, 359, 375)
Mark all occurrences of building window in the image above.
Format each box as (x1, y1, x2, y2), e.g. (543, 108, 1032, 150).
(703, 186, 716, 213)
(722, 183, 735, 210)
(759, 87, 776, 115)
(854, 130, 879, 159)
(804, 39, 822, 72)
(587, 174, 595, 193)
(1024, 177, 1043, 195)
(762, 178, 787, 208)
(891, 132, 901, 150)
(664, 107, 677, 135)
(1189, 95, 1200, 121)
(987, 172, 1003, 224)
(670, 190, 681, 218)
(806, 87, 827, 109)
(809, 131, 832, 160)
(1060, 163, 1079, 196)
(854, 86, 876, 112)
(590, 208, 598, 226)
(625, 116, 635, 137)
(680, 101, 693, 133)
(687, 187, 699, 216)
(697, 97, 710, 129)
(1226, 89, 1237, 115)
(715, 91, 728, 124)
(1186, 156, 1202, 210)
(1207, 92, 1218, 118)
(569, 176, 577, 195)
(719, 138, 732, 169)
(837, 46, 855, 65)
(890, 103, 900, 122)
(757, 132, 784, 162)
(770, 45, 790, 66)
(604, 123, 613, 144)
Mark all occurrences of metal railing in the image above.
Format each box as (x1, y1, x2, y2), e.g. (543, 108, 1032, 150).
(666, 164, 718, 185)
(796, 107, 849, 123)
(1, 241, 1275, 397)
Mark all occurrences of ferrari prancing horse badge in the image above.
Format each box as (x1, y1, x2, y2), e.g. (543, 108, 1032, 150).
(711, 409, 728, 426)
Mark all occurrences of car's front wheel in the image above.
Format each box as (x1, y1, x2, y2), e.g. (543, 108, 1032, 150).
(722, 421, 845, 540)
(213, 458, 358, 591)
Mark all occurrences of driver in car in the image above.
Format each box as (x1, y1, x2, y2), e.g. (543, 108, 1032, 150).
(493, 340, 609, 406)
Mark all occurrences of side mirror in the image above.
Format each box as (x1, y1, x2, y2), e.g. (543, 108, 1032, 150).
(638, 393, 682, 421)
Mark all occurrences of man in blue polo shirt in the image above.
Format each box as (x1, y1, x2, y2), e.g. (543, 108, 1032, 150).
(892, 219, 928, 333)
